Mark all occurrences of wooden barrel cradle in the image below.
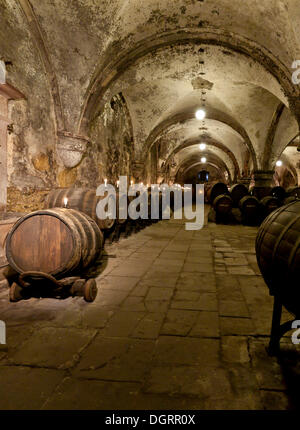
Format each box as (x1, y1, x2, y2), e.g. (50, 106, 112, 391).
(213, 194, 233, 215)
(5, 208, 103, 279)
(45, 188, 116, 231)
(256, 200, 300, 315)
(207, 182, 229, 204)
(260, 196, 281, 217)
(230, 183, 248, 207)
(239, 195, 260, 223)
(271, 186, 286, 202)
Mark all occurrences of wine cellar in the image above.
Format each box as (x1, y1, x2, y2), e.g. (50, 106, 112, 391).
(0, 0, 300, 412)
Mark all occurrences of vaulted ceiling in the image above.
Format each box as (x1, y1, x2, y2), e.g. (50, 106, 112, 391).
(1, 0, 300, 184)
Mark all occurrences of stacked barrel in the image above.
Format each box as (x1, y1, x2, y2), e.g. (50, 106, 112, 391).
(207, 182, 299, 225)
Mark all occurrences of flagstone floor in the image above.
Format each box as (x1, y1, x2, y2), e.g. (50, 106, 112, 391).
(0, 209, 299, 410)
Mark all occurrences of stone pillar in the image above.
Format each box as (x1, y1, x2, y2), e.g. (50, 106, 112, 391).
(57, 131, 89, 168)
(252, 170, 274, 199)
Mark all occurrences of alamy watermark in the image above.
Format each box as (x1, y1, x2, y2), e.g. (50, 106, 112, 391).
(0, 320, 6, 345)
(93, 176, 204, 231)
(291, 320, 300, 345)
(292, 60, 300, 84)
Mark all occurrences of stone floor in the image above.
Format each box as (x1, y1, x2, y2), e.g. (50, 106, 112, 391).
(0, 208, 300, 410)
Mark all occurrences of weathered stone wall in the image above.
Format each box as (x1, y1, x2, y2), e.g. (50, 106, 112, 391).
(6, 186, 50, 213)
(0, 2, 58, 212)
(76, 93, 134, 187)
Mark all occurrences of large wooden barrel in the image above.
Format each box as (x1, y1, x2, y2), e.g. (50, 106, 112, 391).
(256, 201, 300, 315)
(207, 182, 229, 204)
(45, 188, 116, 231)
(213, 194, 233, 215)
(6, 208, 103, 278)
(260, 196, 281, 217)
(271, 186, 286, 202)
(284, 195, 298, 205)
(286, 186, 300, 199)
(230, 183, 248, 207)
(250, 186, 272, 200)
(239, 196, 260, 223)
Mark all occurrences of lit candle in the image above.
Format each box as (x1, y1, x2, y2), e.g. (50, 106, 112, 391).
(104, 178, 107, 186)
(116, 180, 119, 188)
(130, 180, 133, 186)
(63, 197, 68, 208)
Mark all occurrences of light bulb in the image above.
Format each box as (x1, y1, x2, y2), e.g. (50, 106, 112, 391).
(276, 160, 283, 167)
(195, 109, 206, 120)
(199, 143, 206, 150)
(201, 157, 207, 163)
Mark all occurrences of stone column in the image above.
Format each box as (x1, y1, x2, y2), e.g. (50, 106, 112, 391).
(252, 170, 274, 199)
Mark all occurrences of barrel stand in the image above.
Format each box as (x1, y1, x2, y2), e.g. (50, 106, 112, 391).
(267, 295, 299, 356)
(7, 271, 98, 303)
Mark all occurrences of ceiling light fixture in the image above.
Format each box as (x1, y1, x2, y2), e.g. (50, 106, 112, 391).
(201, 157, 207, 163)
(276, 160, 283, 167)
(195, 109, 206, 120)
(199, 143, 206, 150)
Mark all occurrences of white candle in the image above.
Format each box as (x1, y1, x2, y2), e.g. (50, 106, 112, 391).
(63, 197, 68, 208)
(116, 180, 119, 188)
(104, 178, 107, 186)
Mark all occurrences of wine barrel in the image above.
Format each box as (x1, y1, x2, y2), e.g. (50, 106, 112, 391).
(6, 208, 103, 278)
(207, 182, 229, 204)
(213, 194, 233, 215)
(256, 201, 300, 315)
(239, 196, 260, 223)
(284, 195, 298, 205)
(45, 188, 115, 231)
(286, 186, 300, 199)
(260, 196, 281, 217)
(250, 186, 272, 200)
(271, 186, 286, 202)
(230, 183, 248, 207)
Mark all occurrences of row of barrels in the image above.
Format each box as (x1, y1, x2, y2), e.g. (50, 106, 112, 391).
(5, 187, 166, 286)
(44, 187, 164, 237)
(207, 182, 300, 225)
